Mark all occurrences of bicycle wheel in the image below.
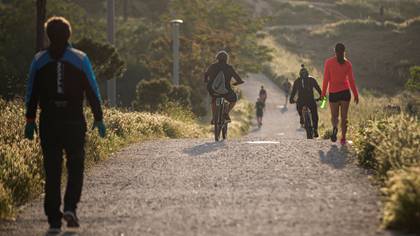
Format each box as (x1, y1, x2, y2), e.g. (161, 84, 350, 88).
(222, 123, 228, 140)
(303, 109, 313, 139)
(214, 102, 223, 141)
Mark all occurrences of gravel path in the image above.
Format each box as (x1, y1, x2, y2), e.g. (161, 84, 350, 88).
(0, 75, 402, 236)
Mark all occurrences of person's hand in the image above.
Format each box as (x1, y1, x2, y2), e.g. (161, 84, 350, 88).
(232, 80, 244, 86)
(24, 122, 37, 140)
(92, 120, 106, 138)
(354, 96, 359, 105)
(289, 99, 295, 104)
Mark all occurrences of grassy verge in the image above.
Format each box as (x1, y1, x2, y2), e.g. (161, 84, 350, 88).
(318, 92, 420, 232)
(0, 99, 207, 219)
(228, 99, 254, 138)
(0, 98, 254, 220)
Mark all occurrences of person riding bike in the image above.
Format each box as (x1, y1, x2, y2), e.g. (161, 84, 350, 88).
(204, 51, 244, 123)
(282, 79, 292, 107)
(289, 64, 322, 138)
(259, 85, 267, 103)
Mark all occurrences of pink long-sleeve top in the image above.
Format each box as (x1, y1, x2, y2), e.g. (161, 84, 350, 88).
(321, 56, 358, 98)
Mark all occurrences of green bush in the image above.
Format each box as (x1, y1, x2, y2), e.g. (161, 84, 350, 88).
(405, 66, 420, 92)
(0, 183, 14, 219)
(0, 99, 207, 219)
(354, 114, 420, 179)
(133, 79, 192, 113)
(382, 167, 420, 232)
(134, 79, 172, 111)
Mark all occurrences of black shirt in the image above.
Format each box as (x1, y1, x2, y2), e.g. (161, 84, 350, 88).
(290, 76, 322, 104)
(204, 62, 242, 91)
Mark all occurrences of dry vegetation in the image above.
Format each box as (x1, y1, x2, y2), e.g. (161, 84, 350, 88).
(0, 99, 253, 219)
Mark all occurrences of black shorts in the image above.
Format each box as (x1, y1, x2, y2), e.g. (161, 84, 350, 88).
(329, 90, 351, 103)
(210, 89, 238, 103)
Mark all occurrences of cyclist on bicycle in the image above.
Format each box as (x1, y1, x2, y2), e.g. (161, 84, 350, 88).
(204, 51, 244, 123)
(290, 64, 322, 137)
(259, 85, 267, 103)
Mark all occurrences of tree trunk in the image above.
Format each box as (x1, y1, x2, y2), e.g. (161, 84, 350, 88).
(36, 0, 47, 52)
(123, 0, 128, 21)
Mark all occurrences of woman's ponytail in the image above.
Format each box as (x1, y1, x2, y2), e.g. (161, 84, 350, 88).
(335, 43, 346, 65)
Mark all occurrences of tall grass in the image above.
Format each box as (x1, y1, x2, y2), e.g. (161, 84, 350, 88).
(0, 98, 254, 219)
(0, 99, 206, 219)
(318, 93, 420, 232)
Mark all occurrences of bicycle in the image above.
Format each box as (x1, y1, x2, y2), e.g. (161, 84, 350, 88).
(302, 104, 314, 139)
(291, 98, 321, 139)
(214, 96, 229, 141)
(210, 81, 243, 142)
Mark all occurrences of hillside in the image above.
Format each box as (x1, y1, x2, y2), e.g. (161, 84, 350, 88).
(250, 0, 420, 93)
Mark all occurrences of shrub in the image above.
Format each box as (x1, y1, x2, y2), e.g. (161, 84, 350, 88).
(405, 66, 420, 92)
(0, 99, 207, 219)
(169, 85, 191, 107)
(382, 166, 420, 232)
(353, 114, 420, 179)
(0, 183, 14, 219)
(134, 79, 172, 112)
(133, 79, 192, 113)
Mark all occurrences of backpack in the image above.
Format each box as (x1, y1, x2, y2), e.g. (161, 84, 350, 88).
(211, 70, 229, 95)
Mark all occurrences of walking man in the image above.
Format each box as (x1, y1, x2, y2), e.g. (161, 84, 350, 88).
(24, 16, 106, 234)
(282, 79, 292, 107)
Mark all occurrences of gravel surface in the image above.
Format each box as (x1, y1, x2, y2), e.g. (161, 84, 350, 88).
(0, 74, 405, 236)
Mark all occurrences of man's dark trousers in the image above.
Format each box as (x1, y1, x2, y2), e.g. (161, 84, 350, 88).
(39, 117, 86, 227)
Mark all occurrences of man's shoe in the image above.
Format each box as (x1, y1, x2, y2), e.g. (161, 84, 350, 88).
(340, 138, 347, 145)
(45, 227, 61, 235)
(314, 129, 319, 138)
(63, 211, 80, 228)
(331, 127, 338, 142)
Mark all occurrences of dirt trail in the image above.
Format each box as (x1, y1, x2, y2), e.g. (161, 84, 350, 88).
(0, 74, 403, 236)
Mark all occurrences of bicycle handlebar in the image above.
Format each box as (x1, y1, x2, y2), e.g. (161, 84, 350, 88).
(232, 81, 244, 86)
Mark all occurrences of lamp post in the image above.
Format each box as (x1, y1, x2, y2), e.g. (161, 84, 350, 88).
(170, 19, 183, 86)
(107, 0, 117, 106)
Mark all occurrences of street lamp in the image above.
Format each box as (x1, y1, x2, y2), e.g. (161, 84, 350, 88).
(170, 19, 183, 86)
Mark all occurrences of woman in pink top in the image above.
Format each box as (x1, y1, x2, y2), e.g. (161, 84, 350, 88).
(321, 43, 359, 144)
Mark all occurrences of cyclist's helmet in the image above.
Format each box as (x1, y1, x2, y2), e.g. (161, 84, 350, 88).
(299, 64, 309, 79)
(216, 50, 229, 63)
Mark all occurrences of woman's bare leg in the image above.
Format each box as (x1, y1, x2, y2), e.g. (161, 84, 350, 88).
(329, 102, 340, 128)
(339, 101, 350, 140)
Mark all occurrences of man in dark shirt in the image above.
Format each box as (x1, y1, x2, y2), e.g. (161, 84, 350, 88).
(24, 16, 106, 234)
(290, 65, 322, 137)
(282, 79, 292, 107)
(259, 85, 267, 103)
(204, 51, 244, 123)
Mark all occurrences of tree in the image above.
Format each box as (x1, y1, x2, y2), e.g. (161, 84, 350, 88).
(36, 0, 46, 51)
(74, 38, 126, 82)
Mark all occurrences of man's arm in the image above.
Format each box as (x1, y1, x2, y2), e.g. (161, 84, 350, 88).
(230, 66, 244, 84)
(289, 80, 298, 103)
(321, 60, 330, 97)
(312, 77, 322, 98)
(25, 59, 39, 122)
(81, 55, 103, 122)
